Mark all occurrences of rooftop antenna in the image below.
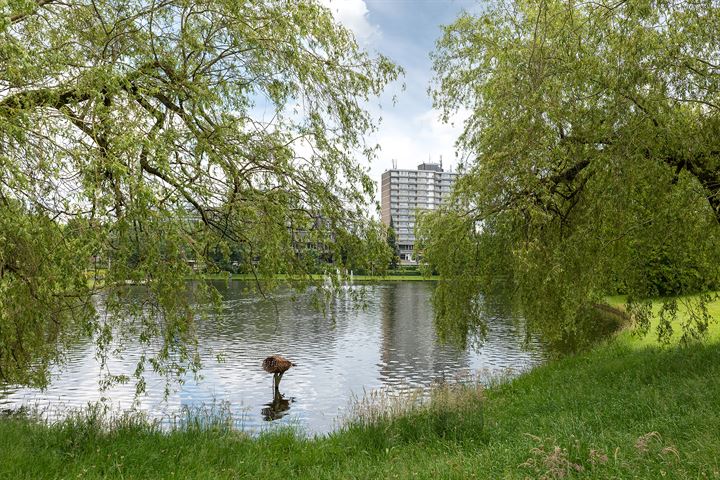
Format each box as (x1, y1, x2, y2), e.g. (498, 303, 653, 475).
(440, 155, 443, 170)
(392, 158, 397, 169)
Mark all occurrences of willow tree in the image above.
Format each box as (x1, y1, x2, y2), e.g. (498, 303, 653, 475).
(0, 0, 399, 388)
(421, 0, 720, 349)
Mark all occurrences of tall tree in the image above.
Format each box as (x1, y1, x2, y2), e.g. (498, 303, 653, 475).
(0, 0, 399, 388)
(386, 221, 399, 269)
(422, 0, 720, 349)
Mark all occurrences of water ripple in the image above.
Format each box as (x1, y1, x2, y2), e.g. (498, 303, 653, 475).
(0, 281, 544, 435)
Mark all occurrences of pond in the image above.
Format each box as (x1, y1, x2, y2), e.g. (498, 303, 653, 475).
(0, 281, 545, 435)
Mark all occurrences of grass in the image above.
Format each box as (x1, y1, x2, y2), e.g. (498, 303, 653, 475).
(86, 271, 438, 288)
(607, 292, 720, 347)
(1, 296, 719, 479)
(195, 273, 439, 282)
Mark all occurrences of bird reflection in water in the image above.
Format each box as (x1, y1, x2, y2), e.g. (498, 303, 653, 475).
(261, 355, 297, 421)
(261, 389, 294, 421)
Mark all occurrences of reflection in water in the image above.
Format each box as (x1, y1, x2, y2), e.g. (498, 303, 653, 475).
(380, 282, 470, 386)
(261, 389, 294, 421)
(0, 281, 545, 435)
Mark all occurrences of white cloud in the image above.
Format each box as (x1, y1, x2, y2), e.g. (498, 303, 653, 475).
(370, 107, 468, 173)
(319, 0, 381, 45)
(363, 106, 470, 211)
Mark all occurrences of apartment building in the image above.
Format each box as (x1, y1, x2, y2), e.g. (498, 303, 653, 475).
(380, 161, 458, 264)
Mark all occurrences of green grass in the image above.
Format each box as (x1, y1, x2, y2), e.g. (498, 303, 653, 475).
(607, 292, 720, 346)
(1, 296, 719, 479)
(195, 273, 439, 282)
(86, 272, 438, 288)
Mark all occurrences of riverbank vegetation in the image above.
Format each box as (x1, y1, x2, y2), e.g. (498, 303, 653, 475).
(420, 0, 720, 350)
(1, 295, 718, 479)
(199, 273, 437, 282)
(196, 266, 435, 283)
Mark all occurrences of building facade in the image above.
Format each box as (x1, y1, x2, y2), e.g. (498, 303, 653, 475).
(380, 162, 458, 264)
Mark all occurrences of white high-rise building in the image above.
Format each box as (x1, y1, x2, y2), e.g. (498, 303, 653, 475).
(380, 161, 458, 264)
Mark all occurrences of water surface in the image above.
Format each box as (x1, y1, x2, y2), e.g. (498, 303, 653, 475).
(0, 281, 544, 435)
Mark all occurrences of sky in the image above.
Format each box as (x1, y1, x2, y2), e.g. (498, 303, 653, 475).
(319, 0, 482, 200)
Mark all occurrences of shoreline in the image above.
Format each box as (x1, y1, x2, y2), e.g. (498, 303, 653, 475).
(1, 294, 718, 478)
(193, 273, 440, 282)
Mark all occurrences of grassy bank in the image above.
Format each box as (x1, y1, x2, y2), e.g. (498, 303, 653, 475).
(1, 297, 719, 479)
(87, 272, 439, 288)
(196, 273, 439, 282)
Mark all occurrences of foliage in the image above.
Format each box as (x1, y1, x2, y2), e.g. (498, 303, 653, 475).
(0, 203, 98, 386)
(385, 225, 400, 269)
(0, 0, 399, 388)
(422, 0, 720, 348)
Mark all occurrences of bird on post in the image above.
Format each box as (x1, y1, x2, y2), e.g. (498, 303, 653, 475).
(262, 355, 296, 392)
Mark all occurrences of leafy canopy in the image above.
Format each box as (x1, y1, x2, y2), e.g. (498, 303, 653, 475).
(0, 0, 399, 388)
(421, 0, 720, 349)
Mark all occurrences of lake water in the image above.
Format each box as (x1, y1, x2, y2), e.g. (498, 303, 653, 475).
(0, 281, 544, 435)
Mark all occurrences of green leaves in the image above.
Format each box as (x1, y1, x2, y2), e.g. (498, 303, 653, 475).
(0, 204, 99, 387)
(427, 0, 720, 349)
(0, 0, 399, 388)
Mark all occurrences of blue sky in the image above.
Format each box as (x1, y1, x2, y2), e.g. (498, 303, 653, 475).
(320, 0, 482, 195)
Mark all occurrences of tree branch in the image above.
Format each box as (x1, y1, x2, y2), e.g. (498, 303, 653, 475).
(9, 0, 59, 24)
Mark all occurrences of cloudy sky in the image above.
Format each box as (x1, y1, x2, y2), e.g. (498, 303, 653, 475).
(320, 0, 482, 201)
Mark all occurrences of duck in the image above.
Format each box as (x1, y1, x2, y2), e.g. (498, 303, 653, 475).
(262, 355, 296, 391)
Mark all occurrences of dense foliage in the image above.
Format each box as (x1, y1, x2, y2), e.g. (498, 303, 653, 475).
(420, 0, 720, 348)
(0, 0, 398, 388)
